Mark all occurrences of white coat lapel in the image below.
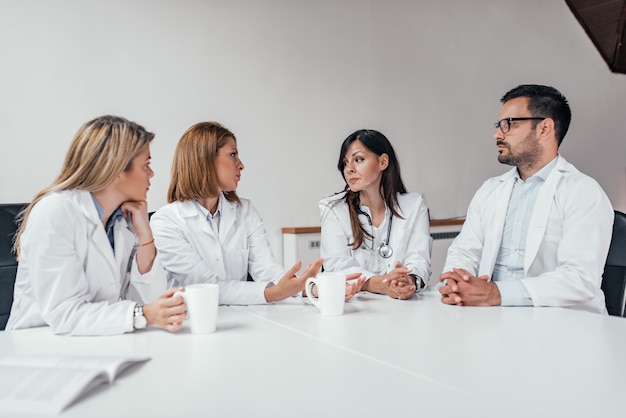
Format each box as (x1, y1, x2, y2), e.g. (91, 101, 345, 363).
(481, 173, 515, 277)
(524, 159, 564, 271)
(219, 197, 238, 240)
(181, 200, 215, 238)
(76, 191, 118, 278)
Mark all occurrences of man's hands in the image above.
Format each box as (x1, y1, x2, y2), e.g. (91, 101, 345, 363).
(438, 268, 501, 306)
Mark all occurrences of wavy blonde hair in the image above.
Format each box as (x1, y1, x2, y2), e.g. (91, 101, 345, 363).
(167, 121, 239, 204)
(14, 115, 154, 254)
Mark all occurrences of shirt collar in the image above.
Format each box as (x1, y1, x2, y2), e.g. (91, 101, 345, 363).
(90, 193, 124, 250)
(194, 196, 222, 220)
(515, 156, 558, 183)
(90, 193, 105, 220)
(90, 193, 124, 223)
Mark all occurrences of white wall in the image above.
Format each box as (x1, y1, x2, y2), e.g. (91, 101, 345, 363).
(1, 0, 625, 268)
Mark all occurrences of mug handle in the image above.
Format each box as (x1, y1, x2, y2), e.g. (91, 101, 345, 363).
(305, 277, 320, 309)
(173, 290, 189, 319)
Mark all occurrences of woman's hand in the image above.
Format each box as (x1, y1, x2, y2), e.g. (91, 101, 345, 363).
(121, 200, 156, 274)
(264, 258, 324, 303)
(121, 200, 152, 241)
(344, 273, 366, 301)
(143, 288, 186, 332)
(304, 272, 366, 301)
(362, 261, 416, 300)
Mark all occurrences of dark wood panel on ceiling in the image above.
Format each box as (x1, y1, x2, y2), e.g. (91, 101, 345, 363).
(565, 0, 626, 73)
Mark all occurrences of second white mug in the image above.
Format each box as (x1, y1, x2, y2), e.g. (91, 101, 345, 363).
(174, 283, 219, 334)
(305, 272, 345, 316)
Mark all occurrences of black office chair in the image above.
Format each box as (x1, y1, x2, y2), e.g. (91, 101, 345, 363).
(601, 211, 626, 317)
(0, 203, 27, 330)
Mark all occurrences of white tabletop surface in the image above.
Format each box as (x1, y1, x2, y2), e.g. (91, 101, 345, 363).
(1, 289, 625, 417)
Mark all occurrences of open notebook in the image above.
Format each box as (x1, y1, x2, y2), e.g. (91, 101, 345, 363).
(0, 354, 150, 415)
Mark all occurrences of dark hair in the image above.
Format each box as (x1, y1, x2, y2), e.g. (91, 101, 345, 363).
(501, 84, 571, 146)
(335, 129, 407, 250)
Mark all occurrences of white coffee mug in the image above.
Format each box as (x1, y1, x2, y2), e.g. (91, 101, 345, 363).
(174, 283, 219, 334)
(305, 272, 345, 316)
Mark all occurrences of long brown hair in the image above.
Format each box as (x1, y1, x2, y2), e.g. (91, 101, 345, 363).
(333, 129, 407, 250)
(14, 115, 154, 254)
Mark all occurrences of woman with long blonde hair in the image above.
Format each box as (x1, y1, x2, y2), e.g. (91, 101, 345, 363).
(7, 115, 185, 335)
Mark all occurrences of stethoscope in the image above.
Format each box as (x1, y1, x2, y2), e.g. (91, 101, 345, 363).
(357, 209, 394, 259)
(122, 222, 137, 299)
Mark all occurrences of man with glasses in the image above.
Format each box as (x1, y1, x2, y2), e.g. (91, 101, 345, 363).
(438, 84, 613, 313)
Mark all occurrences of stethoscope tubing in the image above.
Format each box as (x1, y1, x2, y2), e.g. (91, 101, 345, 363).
(357, 209, 393, 259)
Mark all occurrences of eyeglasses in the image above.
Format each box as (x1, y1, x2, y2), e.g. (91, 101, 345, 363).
(494, 117, 546, 134)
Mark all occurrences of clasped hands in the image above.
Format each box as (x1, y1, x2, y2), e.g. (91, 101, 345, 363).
(438, 268, 501, 306)
(363, 261, 417, 300)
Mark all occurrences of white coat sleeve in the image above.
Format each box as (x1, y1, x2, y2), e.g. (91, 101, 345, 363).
(522, 176, 613, 308)
(244, 203, 286, 283)
(400, 196, 432, 283)
(125, 253, 168, 305)
(319, 200, 375, 278)
(442, 187, 486, 277)
(21, 199, 136, 336)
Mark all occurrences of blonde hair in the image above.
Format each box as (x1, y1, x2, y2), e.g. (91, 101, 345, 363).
(14, 115, 154, 254)
(167, 121, 240, 204)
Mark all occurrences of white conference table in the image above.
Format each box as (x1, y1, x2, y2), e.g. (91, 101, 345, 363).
(1, 289, 625, 417)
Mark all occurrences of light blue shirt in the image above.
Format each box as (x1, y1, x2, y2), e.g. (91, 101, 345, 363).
(90, 193, 123, 251)
(493, 158, 558, 305)
(193, 199, 222, 234)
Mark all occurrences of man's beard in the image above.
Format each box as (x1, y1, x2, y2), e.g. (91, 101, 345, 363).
(497, 132, 541, 169)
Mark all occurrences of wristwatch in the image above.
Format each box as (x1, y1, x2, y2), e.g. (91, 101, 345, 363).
(409, 274, 425, 292)
(133, 303, 147, 330)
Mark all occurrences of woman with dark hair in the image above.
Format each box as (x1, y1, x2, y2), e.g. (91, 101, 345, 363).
(320, 129, 431, 300)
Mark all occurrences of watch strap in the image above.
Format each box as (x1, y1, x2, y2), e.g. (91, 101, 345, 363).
(133, 303, 146, 329)
(409, 274, 425, 292)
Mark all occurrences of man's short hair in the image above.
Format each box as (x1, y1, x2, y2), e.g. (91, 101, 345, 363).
(501, 84, 571, 146)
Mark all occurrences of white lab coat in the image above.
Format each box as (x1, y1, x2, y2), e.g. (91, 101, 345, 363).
(7, 190, 166, 335)
(320, 192, 432, 281)
(444, 156, 613, 314)
(150, 196, 284, 305)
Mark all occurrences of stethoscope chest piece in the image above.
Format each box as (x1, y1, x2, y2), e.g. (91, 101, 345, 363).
(378, 242, 393, 259)
(358, 207, 394, 259)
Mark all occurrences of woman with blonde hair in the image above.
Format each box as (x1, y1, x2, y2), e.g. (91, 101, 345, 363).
(151, 121, 362, 304)
(7, 115, 186, 335)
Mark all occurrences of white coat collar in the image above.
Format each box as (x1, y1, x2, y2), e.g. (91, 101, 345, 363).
(178, 193, 239, 238)
(492, 154, 575, 183)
